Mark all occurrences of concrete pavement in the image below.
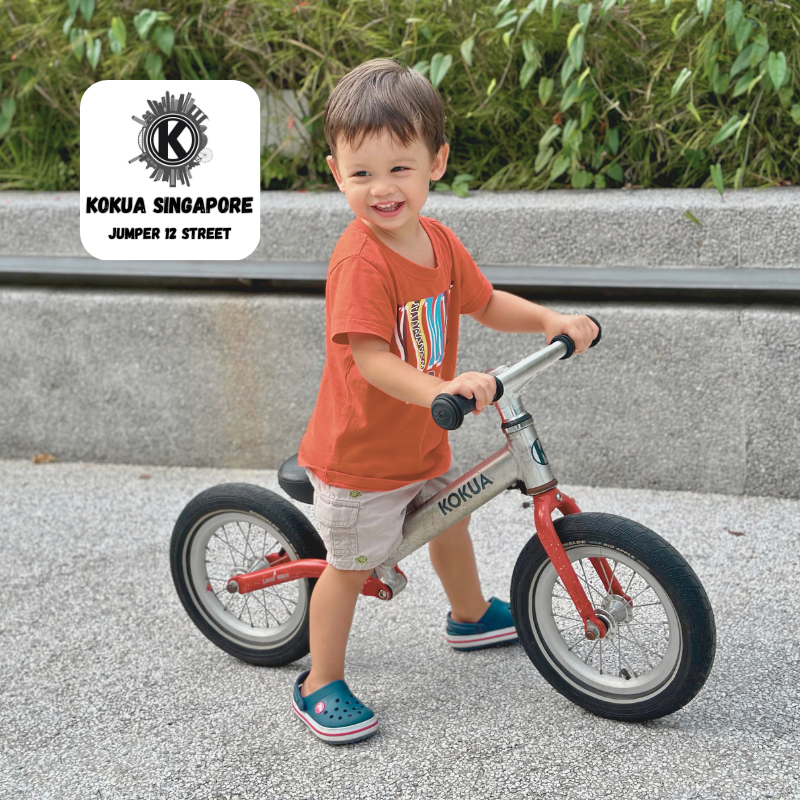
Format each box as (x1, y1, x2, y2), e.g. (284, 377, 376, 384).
(0, 457, 798, 800)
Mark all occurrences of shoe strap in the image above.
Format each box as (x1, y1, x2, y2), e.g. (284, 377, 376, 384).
(299, 678, 351, 709)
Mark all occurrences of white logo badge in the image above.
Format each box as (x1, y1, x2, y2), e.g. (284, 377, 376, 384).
(80, 80, 260, 260)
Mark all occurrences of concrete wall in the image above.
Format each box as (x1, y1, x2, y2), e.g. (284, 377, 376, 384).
(3, 187, 800, 267)
(1, 286, 797, 498)
(1, 188, 798, 498)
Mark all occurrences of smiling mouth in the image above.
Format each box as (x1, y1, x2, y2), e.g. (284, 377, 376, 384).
(372, 201, 404, 212)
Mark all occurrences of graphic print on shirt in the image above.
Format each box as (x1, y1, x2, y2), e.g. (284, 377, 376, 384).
(394, 281, 453, 378)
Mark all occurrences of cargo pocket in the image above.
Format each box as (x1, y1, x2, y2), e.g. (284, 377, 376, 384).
(315, 493, 360, 556)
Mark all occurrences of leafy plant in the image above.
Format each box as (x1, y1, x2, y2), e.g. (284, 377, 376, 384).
(1, 0, 799, 191)
(434, 173, 474, 197)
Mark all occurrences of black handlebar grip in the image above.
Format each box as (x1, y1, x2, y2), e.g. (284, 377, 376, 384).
(553, 315, 602, 360)
(587, 315, 602, 347)
(551, 333, 575, 360)
(431, 377, 504, 430)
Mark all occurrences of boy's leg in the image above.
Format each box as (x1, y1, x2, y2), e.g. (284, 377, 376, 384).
(300, 564, 370, 697)
(427, 514, 491, 624)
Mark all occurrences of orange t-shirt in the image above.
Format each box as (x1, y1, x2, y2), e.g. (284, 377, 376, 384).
(297, 214, 494, 491)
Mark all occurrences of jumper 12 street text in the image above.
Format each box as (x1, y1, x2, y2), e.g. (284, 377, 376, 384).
(108, 227, 233, 239)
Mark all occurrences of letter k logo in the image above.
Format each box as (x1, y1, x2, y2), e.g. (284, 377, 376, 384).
(155, 118, 189, 161)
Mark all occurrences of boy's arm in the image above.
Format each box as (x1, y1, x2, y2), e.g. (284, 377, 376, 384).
(348, 333, 443, 407)
(348, 333, 497, 415)
(469, 290, 598, 353)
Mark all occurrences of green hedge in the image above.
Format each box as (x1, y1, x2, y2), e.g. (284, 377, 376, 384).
(1, 0, 799, 192)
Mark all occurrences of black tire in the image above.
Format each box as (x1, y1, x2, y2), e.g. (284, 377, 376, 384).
(511, 512, 716, 721)
(170, 482, 327, 667)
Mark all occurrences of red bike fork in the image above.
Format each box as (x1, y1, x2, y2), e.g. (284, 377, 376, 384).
(532, 488, 630, 640)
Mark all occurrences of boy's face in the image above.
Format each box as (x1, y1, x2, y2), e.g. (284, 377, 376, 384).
(326, 127, 449, 238)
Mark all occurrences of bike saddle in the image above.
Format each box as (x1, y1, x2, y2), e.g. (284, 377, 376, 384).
(278, 453, 315, 505)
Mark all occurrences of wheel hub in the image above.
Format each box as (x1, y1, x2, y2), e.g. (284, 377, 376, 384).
(591, 594, 633, 637)
(602, 593, 633, 623)
(593, 608, 617, 637)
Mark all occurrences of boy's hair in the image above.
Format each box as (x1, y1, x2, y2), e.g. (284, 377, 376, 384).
(324, 58, 448, 165)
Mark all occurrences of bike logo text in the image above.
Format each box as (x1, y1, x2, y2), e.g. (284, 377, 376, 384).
(531, 438, 548, 465)
(437, 473, 494, 515)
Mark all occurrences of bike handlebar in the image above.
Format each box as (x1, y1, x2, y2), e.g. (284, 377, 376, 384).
(430, 315, 602, 431)
(551, 313, 602, 359)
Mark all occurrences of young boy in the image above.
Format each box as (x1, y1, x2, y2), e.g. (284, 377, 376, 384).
(294, 58, 598, 744)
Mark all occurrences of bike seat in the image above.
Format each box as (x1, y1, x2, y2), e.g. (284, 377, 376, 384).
(277, 453, 314, 505)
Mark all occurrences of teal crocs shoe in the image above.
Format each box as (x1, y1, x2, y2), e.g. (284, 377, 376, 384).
(445, 596, 518, 651)
(292, 670, 379, 745)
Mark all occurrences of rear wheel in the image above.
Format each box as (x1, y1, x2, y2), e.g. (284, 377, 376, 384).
(170, 483, 326, 666)
(511, 512, 715, 721)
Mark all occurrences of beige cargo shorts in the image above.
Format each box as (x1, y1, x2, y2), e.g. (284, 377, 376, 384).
(305, 454, 463, 571)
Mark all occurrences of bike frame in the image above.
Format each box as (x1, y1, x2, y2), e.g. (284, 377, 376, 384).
(228, 340, 628, 641)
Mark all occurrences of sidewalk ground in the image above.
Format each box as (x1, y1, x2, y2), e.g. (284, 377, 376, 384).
(0, 458, 797, 800)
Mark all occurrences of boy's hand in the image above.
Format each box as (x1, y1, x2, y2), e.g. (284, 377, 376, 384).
(436, 372, 498, 416)
(543, 312, 599, 354)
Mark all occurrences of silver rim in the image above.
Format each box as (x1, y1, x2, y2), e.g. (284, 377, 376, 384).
(186, 511, 307, 648)
(530, 544, 682, 703)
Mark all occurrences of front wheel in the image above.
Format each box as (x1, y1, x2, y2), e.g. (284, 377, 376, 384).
(511, 512, 716, 721)
(170, 483, 327, 666)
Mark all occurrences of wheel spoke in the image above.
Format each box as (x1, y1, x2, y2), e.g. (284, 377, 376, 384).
(237, 521, 255, 562)
(221, 525, 249, 559)
(628, 618, 668, 630)
(263, 601, 283, 626)
(252, 589, 270, 625)
(213, 529, 247, 563)
(220, 590, 238, 613)
(261, 588, 286, 626)
(619, 629, 654, 669)
(618, 631, 663, 669)
(263, 534, 280, 554)
(578, 559, 603, 605)
(629, 581, 656, 602)
(247, 522, 259, 561)
(271, 590, 297, 607)
(623, 567, 637, 597)
(242, 594, 256, 627)
(265, 585, 293, 616)
(624, 624, 666, 658)
(603, 559, 619, 599)
(567, 633, 587, 652)
(553, 580, 571, 597)
(583, 638, 599, 665)
(618, 645, 640, 679)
